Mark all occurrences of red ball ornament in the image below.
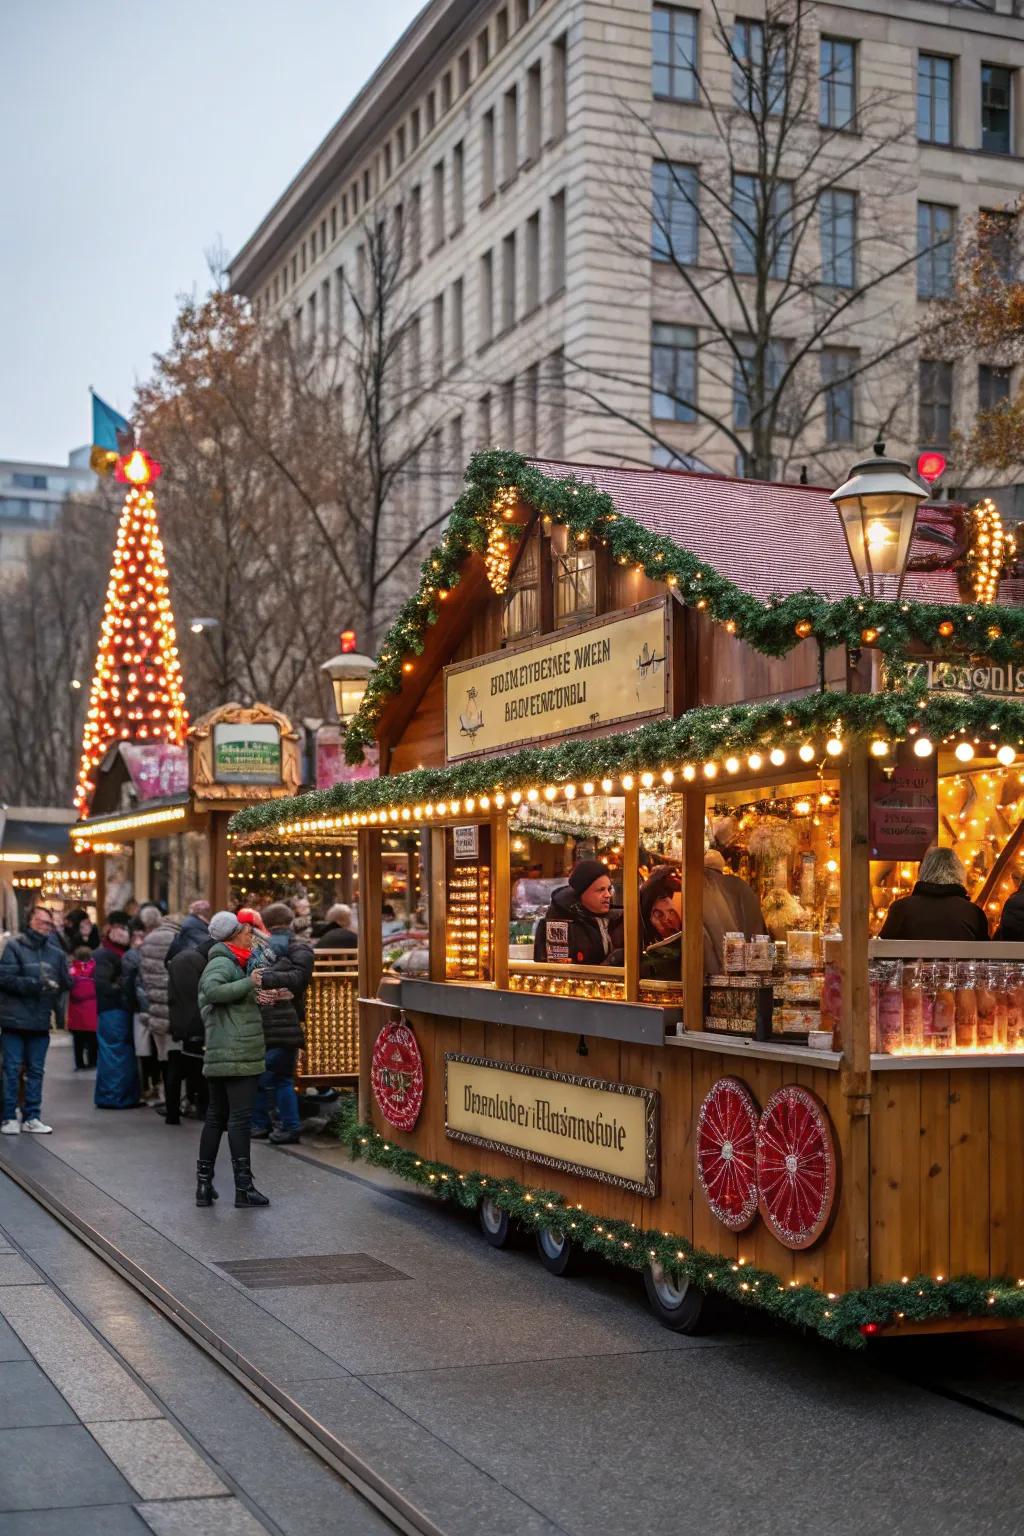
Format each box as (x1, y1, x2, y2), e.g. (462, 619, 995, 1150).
(755, 1085, 837, 1250)
(937, 620, 954, 638)
(695, 1077, 760, 1231)
(371, 1018, 425, 1132)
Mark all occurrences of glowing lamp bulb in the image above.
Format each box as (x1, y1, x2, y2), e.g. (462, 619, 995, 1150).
(865, 519, 893, 549)
(955, 742, 975, 763)
(747, 752, 763, 772)
(769, 748, 786, 767)
(870, 739, 890, 758)
(826, 737, 843, 757)
(998, 745, 1017, 767)
(601, 778, 614, 794)
(913, 737, 934, 758)
(725, 756, 740, 774)
(682, 764, 696, 781)
(798, 743, 815, 763)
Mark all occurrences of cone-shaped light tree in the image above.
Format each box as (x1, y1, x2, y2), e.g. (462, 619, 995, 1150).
(74, 450, 189, 815)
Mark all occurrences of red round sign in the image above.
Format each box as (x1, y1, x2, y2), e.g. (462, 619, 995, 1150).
(371, 1019, 425, 1132)
(695, 1076, 760, 1232)
(756, 1085, 836, 1251)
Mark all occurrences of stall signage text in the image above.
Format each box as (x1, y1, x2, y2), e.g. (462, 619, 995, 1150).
(869, 744, 938, 862)
(445, 1054, 657, 1194)
(444, 601, 669, 761)
(212, 722, 282, 785)
(903, 658, 1024, 700)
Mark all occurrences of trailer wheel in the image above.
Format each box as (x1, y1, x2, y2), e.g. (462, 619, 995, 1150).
(643, 1260, 707, 1333)
(478, 1195, 511, 1248)
(535, 1226, 578, 1276)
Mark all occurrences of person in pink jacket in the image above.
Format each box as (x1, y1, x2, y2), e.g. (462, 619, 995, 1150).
(67, 946, 98, 1070)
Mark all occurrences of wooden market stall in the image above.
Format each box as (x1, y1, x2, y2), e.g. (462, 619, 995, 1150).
(230, 449, 1024, 1346)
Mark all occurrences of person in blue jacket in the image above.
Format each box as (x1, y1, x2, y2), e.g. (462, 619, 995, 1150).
(0, 906, 70, 1135)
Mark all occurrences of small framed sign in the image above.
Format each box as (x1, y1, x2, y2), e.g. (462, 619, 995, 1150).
(452, 824, 480, 861)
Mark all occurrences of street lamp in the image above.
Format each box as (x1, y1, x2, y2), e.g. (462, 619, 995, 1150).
(321, 646, 376, 723)
(189, 617, 219, 635)
(830, 438, 928, 597)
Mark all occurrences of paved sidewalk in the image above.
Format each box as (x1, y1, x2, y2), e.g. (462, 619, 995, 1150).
(4, 1035, 1024, 1535)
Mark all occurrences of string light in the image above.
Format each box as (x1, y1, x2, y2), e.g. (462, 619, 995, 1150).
(913, 737, 933, 758)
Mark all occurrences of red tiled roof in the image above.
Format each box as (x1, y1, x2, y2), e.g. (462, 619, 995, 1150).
(530, 459, 1024, 607)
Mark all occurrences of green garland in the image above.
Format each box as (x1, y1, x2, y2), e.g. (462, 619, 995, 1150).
(342, 448, 1020, 763)
(345, 1120, 1024, 1349)
(231, 684, 1024, 834)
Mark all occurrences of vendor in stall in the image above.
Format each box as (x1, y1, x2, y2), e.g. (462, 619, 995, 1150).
(639, 866, 682, 980)
(703, 849, 769, 973)
(533, 859, 623, 967)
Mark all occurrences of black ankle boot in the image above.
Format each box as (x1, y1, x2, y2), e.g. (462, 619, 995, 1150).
(232, 1157, 269, 1207)
(195, 1158, 219, 1207)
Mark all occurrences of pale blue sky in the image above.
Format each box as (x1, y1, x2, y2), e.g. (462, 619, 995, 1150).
(0, 0, 424, 463)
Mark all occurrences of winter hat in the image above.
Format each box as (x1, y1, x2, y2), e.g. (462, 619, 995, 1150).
(209, 910, 242, 942)
(260, 902, 294, 930)
(639, 865, 681, 927)
(236, 906, 268, 934)
(568, 859, 610, 898)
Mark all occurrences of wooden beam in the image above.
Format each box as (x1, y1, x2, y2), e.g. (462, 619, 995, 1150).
(209, 814, 230, 910)
(840, 740, 872, 1290)
(356, 828, 383, 1122)
(682, 788, 705, 1031)
(623, 788, 640, 1002)
(491, 811, 510, 989)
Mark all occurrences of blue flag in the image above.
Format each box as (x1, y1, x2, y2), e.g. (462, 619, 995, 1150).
(90, 391, 131, 473)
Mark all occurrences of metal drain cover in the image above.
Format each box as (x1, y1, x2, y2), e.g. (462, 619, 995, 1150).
(214, 1253, 408, 1288)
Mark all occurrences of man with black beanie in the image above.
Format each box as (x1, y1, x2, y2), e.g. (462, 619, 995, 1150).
(532, 859, 623, 967)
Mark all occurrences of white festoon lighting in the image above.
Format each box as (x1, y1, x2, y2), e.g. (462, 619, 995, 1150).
(798, 743, 816, 763)
(769, 747, 786, 767)
(913, 737, 934, 758)
(870, 739, 890, 758)
(955, 741, 975, 763)
(997, 745, 1017, 767)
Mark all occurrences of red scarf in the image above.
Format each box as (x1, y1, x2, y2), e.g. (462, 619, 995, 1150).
(223, 940, 252, 969)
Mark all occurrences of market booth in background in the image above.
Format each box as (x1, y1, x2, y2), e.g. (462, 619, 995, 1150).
(231, 448, 1024, 1346)
(0, 806, 93, 932)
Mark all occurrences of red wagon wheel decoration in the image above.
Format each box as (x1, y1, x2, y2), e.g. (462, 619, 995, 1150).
(695, 1077, 760, 1231)
(371, 1018, 425, 1132)
(756, 1085, 836, 1251)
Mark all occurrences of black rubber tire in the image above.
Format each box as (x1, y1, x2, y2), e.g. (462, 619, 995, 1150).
(643, 1261, 708, 1333)
(478, 1195, 512, 1247)
(535, 1226, 578, 1276)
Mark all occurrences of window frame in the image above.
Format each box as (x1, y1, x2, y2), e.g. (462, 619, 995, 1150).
(651, 160, 699, 265)
(918, 358, 954, 446)
(916, 201, 956, 299)
(819, 36, 856, 131)
(819, 187, 857, 288)
(651, 322, 698, 422)
(982, 62, 1013, 155)
(652, 4, 699, 103)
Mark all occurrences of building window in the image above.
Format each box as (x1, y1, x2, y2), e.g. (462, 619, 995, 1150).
(733, 175, 792, 279)
(546, 348, 566, 458)
(451, 277, 465, 363)
(820, 38, 855, 129)
(502, 232, 517, 330)
(432, 293, 445, 378)
(979, 363, 1012, 412)
(477, 28, 490, 73)
(819, 189, 856, 287)
(432, 160, 445, 248)
(733, 337, 788, 430)
(383, 144, 392, 182)
(503, 85, 519, 182)
(651, 323, 697, 421)
(452, 141, 465, 231)
(481, 109, 496, 202)
(733, 18, 786, 116)
(502, 531, 540, 640)
(407, 315, 422, 394)
(551, 34, 568, 140)
(411, 108, 421, 149)
(496, 6, 509, 49)
(502, 377, 515, 442)
(652, 161, 698, 264)
(479, 392, 493, 445)
(919, 359, 953, 445)
(523, 362, 540, 453)
(917, 55, 953, 146)
(525, 211, 541, 310)
(458, 50, 470, 96)
(410, 184, 422, 266)
(554, 547, 597, 628)
(981, 209, 1016, 280)
(526, 61, 542, 161)
(426, 90, 436, 131)
(450, 413, 464, 478)
(330, 208, 337, 242)
(982, 65, 1013, 154)
(516, 0, 529, 27)
(549, 188, 566, 293)
(396, 126, 406, 166)
(442, 72, 453, 114)
(916, 202, 955, 298)
(652, 6, 698, 102)
(821, 349, 856, 443)
(480, 249, 494, 343)
(334, 266, 345, 338)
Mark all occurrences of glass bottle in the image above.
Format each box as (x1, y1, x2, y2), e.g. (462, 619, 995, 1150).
(993, 963, 1010, 1050)
(879, 960, 904, 1055)
(975, 961, 996, 1050)
(955, 961, 977, 1051)
(1011, 965, 1024, 1050)
(920, 961, 937, 1051)
(902, 961, 924, 1052)
(868, 960, 881, 1053)
(932, 961, 955, 1053)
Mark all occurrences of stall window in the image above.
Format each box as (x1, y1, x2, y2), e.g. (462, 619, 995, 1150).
(445, 824, 492, 980)
(553, 546, 596, 627)
(502, 531, 540, 641)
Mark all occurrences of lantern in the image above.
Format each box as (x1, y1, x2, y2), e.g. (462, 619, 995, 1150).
(830, 439, 927, 597)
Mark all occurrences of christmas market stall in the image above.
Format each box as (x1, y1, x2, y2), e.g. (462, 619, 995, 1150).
(230, 447, 1024, 1347)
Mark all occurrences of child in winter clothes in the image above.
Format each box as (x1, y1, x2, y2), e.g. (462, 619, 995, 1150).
(68, 946, 99, 1070)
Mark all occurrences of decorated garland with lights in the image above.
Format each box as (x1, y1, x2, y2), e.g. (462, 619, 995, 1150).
(75, 450, 188, 814)
(341, 449, 1020, 763)
(343, 1119, 1024, 1349)
(231, 684, 1024, 835)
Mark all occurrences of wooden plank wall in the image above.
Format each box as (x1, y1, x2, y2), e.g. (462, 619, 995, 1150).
(370, 1018, 855, 1291)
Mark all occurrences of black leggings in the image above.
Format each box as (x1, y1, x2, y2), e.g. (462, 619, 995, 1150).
(72, 1033, 98, 1069)
(198, 1075, 259, 1163)
(165, 1052, 208, 1123)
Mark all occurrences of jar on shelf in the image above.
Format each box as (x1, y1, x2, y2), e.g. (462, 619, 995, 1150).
(878, 960, 904, 1055)
(1010, 965, 1024, 1049)
(920, 960, 937, 1051)
(868, 960, 881, 1053)
(993, 963, 1011, 1050)
(975, 962, 997, 1051)
(954, 961, 978, 1051)
(931, 961, 955, 1053)
(902, 961, 924, 1051)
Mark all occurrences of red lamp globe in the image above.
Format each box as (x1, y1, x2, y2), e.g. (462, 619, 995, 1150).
(916, 451, 947, 486)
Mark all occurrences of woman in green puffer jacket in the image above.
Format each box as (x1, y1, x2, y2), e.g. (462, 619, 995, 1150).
(195, 911, 270, 1210)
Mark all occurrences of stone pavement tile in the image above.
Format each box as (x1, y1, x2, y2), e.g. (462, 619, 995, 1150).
(0, 1316, 28, 1360)
(2, 1505, 150, 1535)
(0, 1358, 77, 1428)
(0, 1253, 44, 1285)
(135, 1496, 269, 1536)
(0, 1424, 136, 1511)
(87, 1418, 228, 1501)
(365, 1342, 1024, 1536)
(0, 1286, 159, 1422)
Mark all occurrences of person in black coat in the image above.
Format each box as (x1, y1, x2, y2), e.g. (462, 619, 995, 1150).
(879, 847, 989, 942)
(252, 903, 315, 1145)
(165, 901, 212, 966)
(995, 885, 1024, 942)
(165, 936, 213, 1125)
(532, 860, 624, 967)
(314, 904, 357, 950)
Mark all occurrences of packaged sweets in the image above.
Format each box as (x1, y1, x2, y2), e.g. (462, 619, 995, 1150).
(955, 961, 977, 1050)
(902, 962, 924, 1051)
(878, 960, 904, 1054)
(975, 963, 996, 1050)
(931, 961, 955, 1051)
(723, 932, 746, 973)
(919, 962, 936, 1049)
(788, 930, 816, 970)
(745, 938, 774, 972)
(993, 964, 1010, 1050)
